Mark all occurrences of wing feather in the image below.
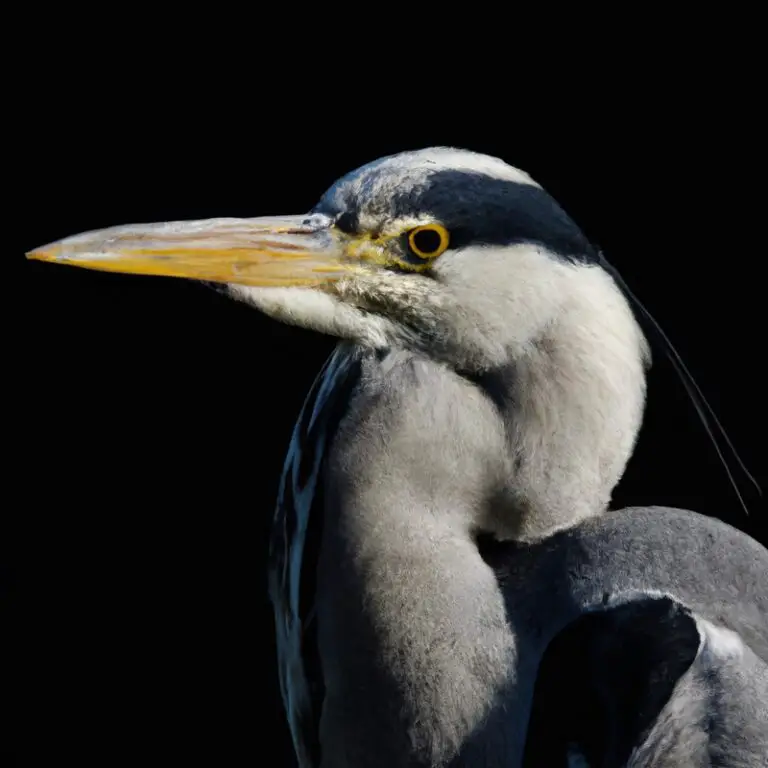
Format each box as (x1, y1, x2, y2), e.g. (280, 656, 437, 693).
(268, 342, 362, 767)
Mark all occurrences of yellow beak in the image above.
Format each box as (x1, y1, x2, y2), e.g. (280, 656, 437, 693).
(25, 214, 352, 287)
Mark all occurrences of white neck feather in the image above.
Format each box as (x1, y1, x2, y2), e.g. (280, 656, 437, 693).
(498, 265, 649, 539)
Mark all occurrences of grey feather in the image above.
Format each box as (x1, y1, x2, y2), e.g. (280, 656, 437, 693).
(241, 148, 767, 766)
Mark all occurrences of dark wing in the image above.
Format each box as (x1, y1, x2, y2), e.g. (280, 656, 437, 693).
(523, 595, 700, 767)
(522, 595, 768, 767)
(476, 511, 768, 768)
(268, 342, 362, 768)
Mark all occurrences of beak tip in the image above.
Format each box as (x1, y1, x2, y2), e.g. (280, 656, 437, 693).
(27, 243, 62, 263)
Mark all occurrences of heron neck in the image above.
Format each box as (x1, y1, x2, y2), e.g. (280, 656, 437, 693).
(313, 264, 648, 762)
(314, 350, 521, 766)
(491, 268, 648, 540)
(316, 507, 524, 768)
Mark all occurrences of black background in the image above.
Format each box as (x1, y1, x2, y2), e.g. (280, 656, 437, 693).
(16, 19, 765, 768)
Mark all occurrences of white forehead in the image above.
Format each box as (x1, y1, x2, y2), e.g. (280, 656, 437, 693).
(374, 147, 541, 187)
(318, 147, 541, 219)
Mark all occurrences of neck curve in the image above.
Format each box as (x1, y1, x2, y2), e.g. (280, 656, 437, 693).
(487, 265, 649, 540)
(311, 266, 649, 764)
(314, 298, 646, 767)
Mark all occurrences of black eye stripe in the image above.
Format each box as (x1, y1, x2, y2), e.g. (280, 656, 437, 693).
(391, 171, 597, 262)
(315, 164, 596, 263)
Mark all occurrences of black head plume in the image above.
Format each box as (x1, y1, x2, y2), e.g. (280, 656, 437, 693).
(599, 253, 761, 517)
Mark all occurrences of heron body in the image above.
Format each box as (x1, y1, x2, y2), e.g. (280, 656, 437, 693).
(27, 148, 768, 766)
(272, 349, 767, 767)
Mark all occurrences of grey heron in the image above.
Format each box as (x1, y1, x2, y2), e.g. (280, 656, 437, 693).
(27, 148, 767, 767)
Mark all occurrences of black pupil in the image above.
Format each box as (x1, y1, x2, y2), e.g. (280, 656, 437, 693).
(412, 228, 442, 255)
(335, 211, 357, 234)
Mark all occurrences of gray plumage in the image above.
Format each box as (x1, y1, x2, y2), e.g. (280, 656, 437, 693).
(241, 150, 766, 767)
(27, 147, 768, 766)
(271, 348, 767, 767)
(627, 614, 768, 766)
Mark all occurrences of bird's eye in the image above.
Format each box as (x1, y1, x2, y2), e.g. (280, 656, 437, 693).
(407, 224, 450, 260)
(335, 212, 358, 234)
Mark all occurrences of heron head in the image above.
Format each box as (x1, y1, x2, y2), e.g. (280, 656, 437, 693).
(27, 147, 634, 372)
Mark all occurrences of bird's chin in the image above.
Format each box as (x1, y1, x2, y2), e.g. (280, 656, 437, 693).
(224, 283, 396, 350)
(223, 276, 510, 375)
